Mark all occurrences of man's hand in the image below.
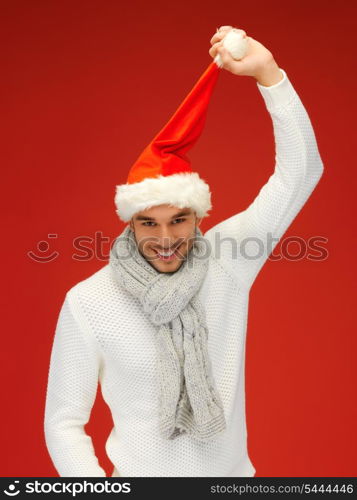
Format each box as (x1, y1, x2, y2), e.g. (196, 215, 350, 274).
(209, 26, 284, 86)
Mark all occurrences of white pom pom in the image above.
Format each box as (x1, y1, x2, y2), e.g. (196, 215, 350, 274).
(214, 28, 248, 68)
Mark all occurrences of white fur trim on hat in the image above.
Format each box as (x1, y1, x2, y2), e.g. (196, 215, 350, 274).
(114, 172, 212, 222)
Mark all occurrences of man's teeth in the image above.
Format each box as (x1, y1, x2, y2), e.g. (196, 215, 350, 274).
(158, 249, 175, 257)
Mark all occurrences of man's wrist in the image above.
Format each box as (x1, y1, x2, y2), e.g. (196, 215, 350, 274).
(255, 62, 284, 87)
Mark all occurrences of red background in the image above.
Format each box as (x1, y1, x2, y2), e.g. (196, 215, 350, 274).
(1, 0, 355, 477)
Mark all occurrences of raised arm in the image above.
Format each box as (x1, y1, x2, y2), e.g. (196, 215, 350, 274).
(204, 27, 324, 289)
(44, 289, 106, 477)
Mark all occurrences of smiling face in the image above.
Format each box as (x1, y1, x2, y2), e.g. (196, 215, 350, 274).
(129, 204, 202, 273)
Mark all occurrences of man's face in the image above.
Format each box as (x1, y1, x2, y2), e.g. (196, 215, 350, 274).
(129, 204, 202, 273)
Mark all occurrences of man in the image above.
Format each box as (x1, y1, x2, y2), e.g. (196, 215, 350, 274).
(44, 26, 324, 477)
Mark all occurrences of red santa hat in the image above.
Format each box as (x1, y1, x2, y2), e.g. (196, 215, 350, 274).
(114, 59, 221, 222)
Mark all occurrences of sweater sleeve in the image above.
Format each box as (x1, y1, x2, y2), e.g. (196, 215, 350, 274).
(204, 68, 324, 290)
(44, 289, 106, 477)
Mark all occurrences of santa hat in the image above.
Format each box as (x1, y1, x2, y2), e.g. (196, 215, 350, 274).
(114, 59, 221, 222)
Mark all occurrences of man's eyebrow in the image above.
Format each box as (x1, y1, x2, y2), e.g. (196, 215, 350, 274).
(134, 210, 192, 221)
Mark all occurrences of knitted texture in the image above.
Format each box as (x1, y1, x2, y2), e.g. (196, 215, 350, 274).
(44, 68, 324, 477)
(109, 225, 227, 442)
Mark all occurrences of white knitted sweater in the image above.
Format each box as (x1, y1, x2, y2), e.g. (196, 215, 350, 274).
(44, 68, 324, 477)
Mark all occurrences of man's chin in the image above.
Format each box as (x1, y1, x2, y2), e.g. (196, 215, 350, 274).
(144, 254, 184, 273)
(152, 259, 183, 272)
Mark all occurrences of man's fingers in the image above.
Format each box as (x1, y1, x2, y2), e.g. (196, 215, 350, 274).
(210, 25, 232, 45)
(208, 40, 223, 58)
(217, 25, 233, 32)
(210, 27, 247, 46)
(216, 46, 236, 71)
(217, 46, 246, 75)
(210, 31, 226, 46)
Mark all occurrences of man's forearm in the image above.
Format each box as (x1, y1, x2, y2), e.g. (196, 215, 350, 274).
(255, 60, 284, 87)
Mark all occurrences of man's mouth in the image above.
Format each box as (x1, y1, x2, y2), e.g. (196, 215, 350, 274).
(153, 243, 182, 261)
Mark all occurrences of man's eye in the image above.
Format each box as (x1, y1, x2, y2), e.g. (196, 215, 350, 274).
(141, 218, 185, 227)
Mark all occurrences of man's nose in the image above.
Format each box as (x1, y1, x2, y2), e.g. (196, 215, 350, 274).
(154, 226, 178, 248)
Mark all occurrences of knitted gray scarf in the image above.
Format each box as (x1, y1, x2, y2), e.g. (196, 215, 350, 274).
(109, 224, 227, 442)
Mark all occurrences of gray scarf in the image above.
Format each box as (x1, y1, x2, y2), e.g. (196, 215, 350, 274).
(109, 224, 227, 442)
